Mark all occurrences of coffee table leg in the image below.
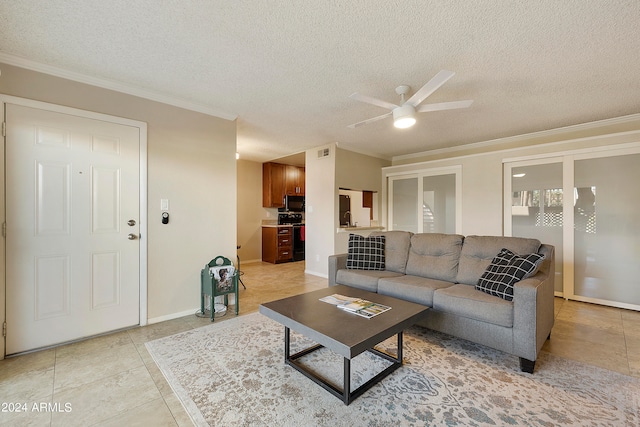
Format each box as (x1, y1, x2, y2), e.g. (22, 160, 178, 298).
(284, 328, 404, 405)
(343, 358, 351, 405)
(285, 326, 290, 363)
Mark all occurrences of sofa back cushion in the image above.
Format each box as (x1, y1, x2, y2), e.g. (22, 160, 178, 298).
(370, 230, 412, 274)
(456, 235, 541, 285)
(405, 233, 464, 282)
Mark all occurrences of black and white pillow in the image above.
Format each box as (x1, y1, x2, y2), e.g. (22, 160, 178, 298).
(475, 248, 545, 301)
(346, 234, 386, 270)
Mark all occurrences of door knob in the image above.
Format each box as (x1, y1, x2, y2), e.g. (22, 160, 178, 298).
(127, 219, 136, 226)
(127, 233, 138, 240)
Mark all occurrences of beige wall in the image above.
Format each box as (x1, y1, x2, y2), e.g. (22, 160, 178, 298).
(0, 63, 237, 322)
(335, 147, 391, 196)
(236, 159, 265, 262)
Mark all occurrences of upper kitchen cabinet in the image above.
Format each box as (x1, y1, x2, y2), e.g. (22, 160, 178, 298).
(285, 165, 305, 196)
(263, 162, 305, 208)
(263, 162, 286, 207)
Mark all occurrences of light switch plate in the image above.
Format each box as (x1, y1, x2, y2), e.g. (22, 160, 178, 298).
(161, 199, 169, 210)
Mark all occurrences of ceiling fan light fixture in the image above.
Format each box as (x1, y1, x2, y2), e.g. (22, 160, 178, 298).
(393, 104, 416, 129)
(347, 70, 473, 130)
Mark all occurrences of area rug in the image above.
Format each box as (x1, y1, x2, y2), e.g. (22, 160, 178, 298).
(146, 312, 640, 426)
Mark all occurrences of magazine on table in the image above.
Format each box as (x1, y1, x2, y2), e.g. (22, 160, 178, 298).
(319, 293, 391, 318)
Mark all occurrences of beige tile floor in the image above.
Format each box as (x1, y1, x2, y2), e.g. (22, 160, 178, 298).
(1, 260, 639, 426)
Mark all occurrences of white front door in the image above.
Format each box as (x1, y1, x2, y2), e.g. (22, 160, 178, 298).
(5, 103, 141, 354)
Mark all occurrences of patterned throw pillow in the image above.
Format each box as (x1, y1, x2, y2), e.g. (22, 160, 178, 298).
(475, 248, 545, 301)
(346, 234, 386, 270)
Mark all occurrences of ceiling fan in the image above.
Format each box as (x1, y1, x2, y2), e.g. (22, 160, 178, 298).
(347, 70, 473, 129)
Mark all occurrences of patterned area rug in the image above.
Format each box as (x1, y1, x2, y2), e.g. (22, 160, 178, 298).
(146, 312, 640, 426)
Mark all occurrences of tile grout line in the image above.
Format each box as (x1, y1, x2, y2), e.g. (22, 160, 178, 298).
(144, 314, 209, 425)
(136, 330, 184, 426)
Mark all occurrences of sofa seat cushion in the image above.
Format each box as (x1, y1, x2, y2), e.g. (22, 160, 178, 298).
(378, 275, 454, 307)
(336, 269, 404, 292)
(456, 235, 541, 285)
(433, 284, 514, 328)
(405, 233, 464, 282)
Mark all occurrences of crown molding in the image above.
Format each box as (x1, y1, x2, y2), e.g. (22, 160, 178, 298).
(392, 113, 640, 163)
(0, 52, 238, 121)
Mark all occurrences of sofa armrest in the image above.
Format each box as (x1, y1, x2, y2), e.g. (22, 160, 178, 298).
(512, 244, 555, 361)
(328, 253, 348, 287)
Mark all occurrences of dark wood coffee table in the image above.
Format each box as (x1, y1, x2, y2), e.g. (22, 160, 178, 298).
(259, 285, 429, 405)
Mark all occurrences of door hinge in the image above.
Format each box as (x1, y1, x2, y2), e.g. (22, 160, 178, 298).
(2, 322, 6, 338)
(1, 222, 5, 238)
(2, 122, 5, 137)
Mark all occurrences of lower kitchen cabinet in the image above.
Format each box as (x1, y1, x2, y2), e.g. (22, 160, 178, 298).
(262, 226, 293, 264)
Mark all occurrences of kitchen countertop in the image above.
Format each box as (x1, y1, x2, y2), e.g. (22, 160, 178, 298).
(260, 220, 380, 231)
(337, 226, 385, 233)
(261, 220, 304, 227)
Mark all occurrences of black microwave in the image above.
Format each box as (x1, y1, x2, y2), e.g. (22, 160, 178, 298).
(284, 195, 305, 212)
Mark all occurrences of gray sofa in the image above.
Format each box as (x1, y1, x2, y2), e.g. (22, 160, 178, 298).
(328, 231, 555, 373)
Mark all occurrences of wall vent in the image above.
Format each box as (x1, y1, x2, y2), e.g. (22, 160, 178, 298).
(317, 148, 330, 158)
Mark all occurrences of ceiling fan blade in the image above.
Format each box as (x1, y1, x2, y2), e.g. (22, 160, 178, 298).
(406, 70, 456, 107)
(417, 100, 474, 113)
(349, 93, 399, 110)
(347, 112, 392, 129)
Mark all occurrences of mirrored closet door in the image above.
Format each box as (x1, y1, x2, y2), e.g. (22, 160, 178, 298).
(505, 147, 640, 311)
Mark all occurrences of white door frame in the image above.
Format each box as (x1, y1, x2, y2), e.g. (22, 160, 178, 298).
(1, 95, 148, 358)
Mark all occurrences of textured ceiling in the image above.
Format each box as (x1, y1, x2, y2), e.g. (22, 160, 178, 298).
(1, 1, 639, 162)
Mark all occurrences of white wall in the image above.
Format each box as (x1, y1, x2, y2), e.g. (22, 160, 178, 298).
(304, 144, 336, 277)
(0, 62, 237, 322)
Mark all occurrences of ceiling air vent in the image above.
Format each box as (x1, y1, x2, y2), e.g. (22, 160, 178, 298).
(317, 148, 330, 159)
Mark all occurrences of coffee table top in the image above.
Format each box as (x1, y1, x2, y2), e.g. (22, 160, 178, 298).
(259, 285, 429, 359)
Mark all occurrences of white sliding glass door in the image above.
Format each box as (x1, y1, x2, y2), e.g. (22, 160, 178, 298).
(388, 167, 461, 234)
(389, 175, 419, 232)
(423, 173, 457, 234)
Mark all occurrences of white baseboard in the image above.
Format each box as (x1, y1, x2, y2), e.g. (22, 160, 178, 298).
(147, 294, 239, 325)
(147, 308, 200, 325)
(305, 269, 328, 279)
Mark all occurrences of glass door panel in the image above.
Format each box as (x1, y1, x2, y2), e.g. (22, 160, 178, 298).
(423, 174, 456, 234)
(573, 153, 640, 305)
(510, 162, 564, 293)
(390, 176, 418, 232)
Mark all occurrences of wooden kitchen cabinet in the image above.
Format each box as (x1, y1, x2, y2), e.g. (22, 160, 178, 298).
(263, 162, 305, 207)
(285, 165, 305, 196)
(263, 162, 286, 208)
(363, 190, 373, 219)
(262, 226, 293, 263)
